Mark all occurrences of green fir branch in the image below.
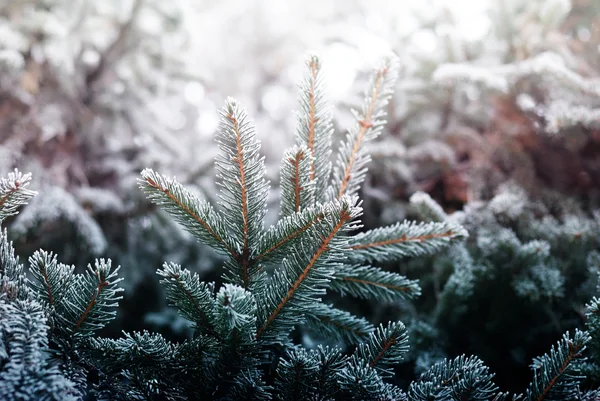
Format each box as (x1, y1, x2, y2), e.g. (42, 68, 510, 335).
(215, 98, 270, 289)
(0, 299, 78, 400)
(296, 55, 334, 203)
(274, 347, 320, 401)
(28, 251, 74, 312)
(353, 321, 409, 378)
(409, 191, 448, 222)
(58, 259, 123, 338)
(157, 262, 216, 333)
(212, 284, 257, 344)
(348, 221, 468, 264)
(330, 264, 421, 303)
(304, 303, 374, 344)
(328, 56, 399, 201)
(525, 330, 589, 401)
(586, 297, 600, 362)
(252, 205, 325, 266)
(0, 169, 37, 223)
(280, 145, 315, 216)
(0, 229, 28, 301)
(408, 355, 498, 401)
(338, 362, 397, 400)
(256, 197, 362, 343)
(139, 168, 236, 257)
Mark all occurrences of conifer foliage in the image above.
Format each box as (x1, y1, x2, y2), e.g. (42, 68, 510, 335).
(1, 56, 599, 400)
(133, 55, 466, 399)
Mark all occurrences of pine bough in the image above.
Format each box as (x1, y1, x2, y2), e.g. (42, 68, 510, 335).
(0, 56, 598, 400)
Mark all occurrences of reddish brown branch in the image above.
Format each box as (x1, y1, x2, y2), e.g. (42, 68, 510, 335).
(537, 341, 583, 401)
(341, 277, 411, 292)
(256, 210, 350, 338)
(226, 113, 251, 288)
(144, 177, 236, 257)
(337, 69, 386, 199)
(252, 214, 323, 264)
(72, 280, 108, 333)
(351, 231, 456, 251)
(370, 336, 397, 368)
(307, 59, 319, 180)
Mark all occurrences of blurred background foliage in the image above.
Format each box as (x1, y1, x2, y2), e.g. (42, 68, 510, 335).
(0, 0, 599, 392)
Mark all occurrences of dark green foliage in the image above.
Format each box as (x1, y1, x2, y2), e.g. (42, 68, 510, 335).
(256, 196, 362, 346)
(157, 262, 216, 331)
(83, 55, 450, 400)
(348, 220, 467, 265)
(0, 170, 37, 223)
(408, 355, 498, 401)
(354, 322, 409, 379)
(304, 303, 375, 344)
(525, 330, 589, 401)
(274, 347, 320, 400)
(331, 264, 421, 303)
(402, 186, 600, 391)
(214, 99, 270, 280)
(2, 55, 600, 401)
(280, 145, 315, 217)
(587, 297, 600, 363)
(0, 298, 78, 401)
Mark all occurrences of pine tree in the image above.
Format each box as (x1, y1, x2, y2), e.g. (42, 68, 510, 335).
(127, 54, 467, 399)
(1, 54, 600, 401)
(402, 185, 600, 391)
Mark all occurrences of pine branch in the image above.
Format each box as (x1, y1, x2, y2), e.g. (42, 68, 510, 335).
(330, 265, 421, 303)
(408, 355, 498, 401)
(329, 56, 399, 201)
(87, 331, 176, 372)
(0, 229, 28, 301)
(252, 205, 325, 266)
(0, 298, 48, 372)
(274, 347, 320, 401)
(212, 284, 257, 344)
(85, 331, 187, 399)
(313, 346, 347, 397)
(0, 169, 36, 223)
(28, 250, 74, 312)
(304, 303, 374, 344)
(409, 191, 448, 222)
(170, 336, 222, 398)
(347, 221, 468, 264)
(296, 55, 334, 203)
(204, 284, 263, 400)
(139, 168, 235, 256)
(525, 330, 589, 401)
(276, 346, 349, 400)
(157, 262, 216, 333)
(353, 321, 409, 379)
(586, 297, 600, 362)
(58, 259, 123, 338)
(280, 145, 315, 216)
(0, 299, 78, 401)
(216, 98, 270, 289)
(383, 384, 408, 401)
(256, 197, 362, 343)
(225, 370, 273, 401)
(337, 362, 391, 401)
